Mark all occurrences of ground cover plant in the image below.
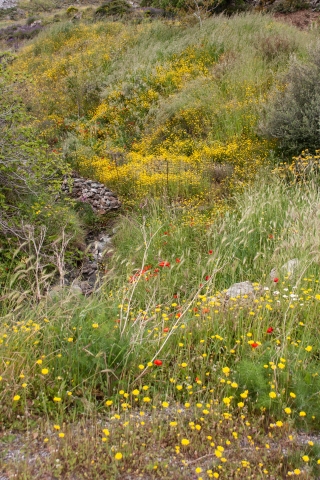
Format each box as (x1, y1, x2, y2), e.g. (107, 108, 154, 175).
(1, 9, 320, 480)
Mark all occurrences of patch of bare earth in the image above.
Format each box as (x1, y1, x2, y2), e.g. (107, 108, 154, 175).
(274, 9, 320, 29)
(1, 412, 320, 479)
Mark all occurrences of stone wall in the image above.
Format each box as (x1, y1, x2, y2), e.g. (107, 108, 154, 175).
(62, 173, 121, 214)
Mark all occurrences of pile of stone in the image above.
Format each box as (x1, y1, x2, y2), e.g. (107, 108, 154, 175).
(0, 0, 17, 9)
(62, 174, 121, 214)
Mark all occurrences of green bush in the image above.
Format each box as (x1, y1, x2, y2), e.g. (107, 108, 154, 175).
(95, 0, 131, 17)
(66, 6, 79, 16)
(261, 46, 320, 155)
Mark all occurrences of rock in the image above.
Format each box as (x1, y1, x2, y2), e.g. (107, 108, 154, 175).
(87, 272, 97, 286)
(81, 266, 91, 274)
(70, 285, 83, 295)
(47, 284, 82, 298)
(270, 258, 300, 279)
(94, 241, 106, 253)
(61, 173, 121, 213)
(270, 267, 277, 280)
(0, 0, 17, 9)
(47, 285, 64, 298)
(226, 281, 254, 298)
(281, 258, 300, 276)
(30, 20, 42, 27)
(80, 281, 93, 295)
(99, 234, 112, 244)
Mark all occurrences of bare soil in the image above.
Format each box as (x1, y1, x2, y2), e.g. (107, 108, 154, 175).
(274, 9, 320, 28)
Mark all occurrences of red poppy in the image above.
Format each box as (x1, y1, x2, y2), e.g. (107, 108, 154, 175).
(154, 360, 163, 366)
(129, 265, 152, 283)
(159, 261, 170, 267)
(173, 294, 178, 298)
(163, 327, 169, 333)
(208, 250, 213, 254)
(251, 342, 259, 348)
(268, 234, 274, 239)
(176, 258, 181, 263)
(266, 327, 274, 334)
(205, 275, 210, 281)
(273, 277, 279, 283)
(175, 312, 181, 318)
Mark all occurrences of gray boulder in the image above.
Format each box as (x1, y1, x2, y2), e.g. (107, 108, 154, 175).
(226, 281, 254, 298)
(270, 258, 300, 279)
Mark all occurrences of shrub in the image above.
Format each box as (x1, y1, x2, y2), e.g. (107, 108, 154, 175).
(261, 45, 320, 155)
(66, 6, 79, 16)
(95, 0, 131, 17)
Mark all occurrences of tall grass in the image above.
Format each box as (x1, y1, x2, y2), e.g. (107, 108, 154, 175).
(1, 174, 320, 424)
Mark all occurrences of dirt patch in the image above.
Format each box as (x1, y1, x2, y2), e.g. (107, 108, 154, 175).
(274, 9, 320, 28)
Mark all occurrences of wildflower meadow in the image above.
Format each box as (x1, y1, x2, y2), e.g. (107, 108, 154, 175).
(1, 9, 320, 480)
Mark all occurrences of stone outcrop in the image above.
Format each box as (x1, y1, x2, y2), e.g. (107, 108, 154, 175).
(0, 0, 17, 8)
(270, 258, 300, 279)
(62, 173, 121, 214)
(226, 281, 255, 298)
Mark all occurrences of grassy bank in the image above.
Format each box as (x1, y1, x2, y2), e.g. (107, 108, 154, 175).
(1, 175, 320, 478)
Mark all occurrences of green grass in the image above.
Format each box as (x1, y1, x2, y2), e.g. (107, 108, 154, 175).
(1, 11, 320, 479)
(1, 175, 320, 477)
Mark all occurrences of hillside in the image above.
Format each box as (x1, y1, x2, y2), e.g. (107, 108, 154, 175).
(1, 7, 320, 480)
(9, 14, 317, 202)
